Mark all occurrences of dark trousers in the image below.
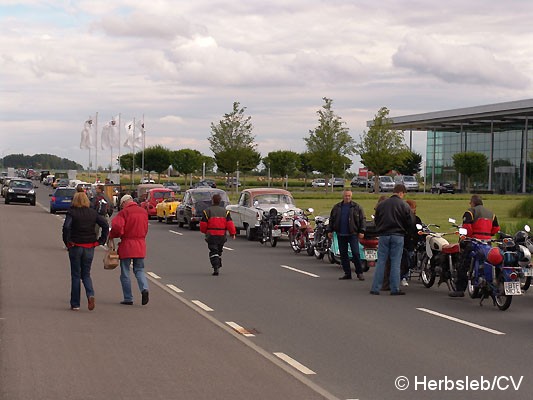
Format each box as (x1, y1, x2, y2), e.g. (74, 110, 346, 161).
(206, 235, 226, 269)
(337, 234, 363, 276)
(456, 241, 473, 292)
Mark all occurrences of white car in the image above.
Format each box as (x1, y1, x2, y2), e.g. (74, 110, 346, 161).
(311, 178, 326, 187)
(394, 175, 419, 192)
(369, 176, 395, 192)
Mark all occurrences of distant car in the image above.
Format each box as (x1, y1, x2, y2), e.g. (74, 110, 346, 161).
(394, 175, 419, 192)
(162, 182, 181, 193)
(369, 176, 395, 192)
(140, 188, 175, 219)
(140, 177, 156, 184)
(52, 178, 70, 189)
(431, 182, 455, 194)
(331, 177, 345, 187)
(191, 180, 212, 189)
(226, 177, 241, 188)
(350, 177, 368, 188)
(5, 178, 36, 206)
(311, 178, 326, 187)
(176, 188, 230, 230)
(156, 197, 181, 224)
(49, 187, 76, 213)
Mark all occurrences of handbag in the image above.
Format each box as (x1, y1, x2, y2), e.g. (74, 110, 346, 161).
(103, 239, 119, 270)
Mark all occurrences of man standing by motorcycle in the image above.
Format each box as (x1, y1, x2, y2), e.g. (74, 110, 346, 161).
(327, 189, 366, 280)
(449, 195, 500, 297)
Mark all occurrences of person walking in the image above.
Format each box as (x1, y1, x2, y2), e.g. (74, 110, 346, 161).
(199, 193, 236, 276)
(327, 189, 366, 280)
(449, 195, 500, 297)
(370, 184, 414, 295)
(91, 184, 113, 237)
(109, 194, 150, 305)
(62, 191, 109, 311)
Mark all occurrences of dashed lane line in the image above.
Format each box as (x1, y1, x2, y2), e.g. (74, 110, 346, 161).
(169, 230, 183, 236)
(417, 308, 505, 335)
(166, 284, 184, 293)
(280, 265, 319, 278)
(191, 300, 214, 312)
(146, 272, 161, 279)
(225, 321, 255, 337)
(273, 352, 316, 375)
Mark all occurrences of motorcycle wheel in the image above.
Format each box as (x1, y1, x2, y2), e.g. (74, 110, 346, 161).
(289, 232, 301, 253)
(521, 276, 531, 292)
(269, 234, 278, 247)
(259, 223, 268, 245)
(306, 238, 314, 256)
(327, 249, 335, 264)
(467, 265, 480, 299)
(314, 246, 324, 259)
(420, 254, 435, 288)
(361, 260, 369, 272)
(494, 277, 513, 311)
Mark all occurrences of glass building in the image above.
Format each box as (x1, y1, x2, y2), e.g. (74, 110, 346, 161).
(383, 99, 533, 193)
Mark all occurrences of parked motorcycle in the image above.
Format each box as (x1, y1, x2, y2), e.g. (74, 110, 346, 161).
(258, 207, 283, 247)
(312, 215, 331, 259)
(288, 208, 315, 255)
(509, 225, 533, 291)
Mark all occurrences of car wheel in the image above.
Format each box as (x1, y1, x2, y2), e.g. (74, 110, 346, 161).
(31, 200, 36, 206)
(245, 224, 255, 241)
(189, 221, 196, 230)
(178, 220, 184, 228)
(157, 216, 163, 222)
(5, 198, 9, 204)
(165, 215, 173, 224)
(50, 207, 56, 214)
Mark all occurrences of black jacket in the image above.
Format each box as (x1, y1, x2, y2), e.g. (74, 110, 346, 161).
(63, 207, 109, 246)
(374, 195, 413, 236)
(328, 201, 366, 235)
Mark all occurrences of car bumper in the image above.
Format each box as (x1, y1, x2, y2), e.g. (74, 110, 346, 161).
(7, 194, 35, 203)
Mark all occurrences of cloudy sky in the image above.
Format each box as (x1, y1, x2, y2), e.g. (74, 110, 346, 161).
(1, 0, 532, 172)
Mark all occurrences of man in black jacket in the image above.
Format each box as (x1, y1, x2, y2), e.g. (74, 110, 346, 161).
(328, 189, 366, 280)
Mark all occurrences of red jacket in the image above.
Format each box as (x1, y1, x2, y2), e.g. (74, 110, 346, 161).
(109, 202, 149, 258)
(200, 205, 236, 236)
(462, 205, 500, 240)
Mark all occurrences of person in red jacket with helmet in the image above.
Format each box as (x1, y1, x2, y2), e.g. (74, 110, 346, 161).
(449, 195, 500, 297)
(109, 194, 150, 305)
(200, 194, 236, 276)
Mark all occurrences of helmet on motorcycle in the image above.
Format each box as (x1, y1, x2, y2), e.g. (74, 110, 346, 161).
(486, 247, 504, 265)
(514, 230, 528, 244)
(269, 208, 278, 218)
(518, 245, 532, 267)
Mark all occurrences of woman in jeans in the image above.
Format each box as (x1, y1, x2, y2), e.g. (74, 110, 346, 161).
(62, 192, 109, 311)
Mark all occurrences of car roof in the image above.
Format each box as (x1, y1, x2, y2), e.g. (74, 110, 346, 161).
(242, 188, 293, 196)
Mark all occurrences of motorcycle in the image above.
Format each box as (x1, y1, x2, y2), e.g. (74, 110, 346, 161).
(312, 215, 331, 260)
(288, 208, 315, 256)
(461, 228, 526, 311)
(508, 225, 533, 291)
(258, 207, 283, 247)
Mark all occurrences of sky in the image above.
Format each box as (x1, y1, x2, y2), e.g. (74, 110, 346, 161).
(2, 0, 533, 173)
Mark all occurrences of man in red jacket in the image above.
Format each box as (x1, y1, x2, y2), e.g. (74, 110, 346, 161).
(200, 194, 236, 276)
(109, 194, 150, 305)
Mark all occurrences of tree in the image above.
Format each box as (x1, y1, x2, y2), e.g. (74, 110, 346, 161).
(304, 97, 355, 190)
(453, 152, 488, 192)
(134, 145, 172, 181)
(263, 150, 300, 178)
(208, 101, 260, 174)
(355, 107, 407, 193)
(119, 153, 134, 172)
(298, 152, 314, 187)
(171, 149, 204, 187)
(395, 150, 422, 176)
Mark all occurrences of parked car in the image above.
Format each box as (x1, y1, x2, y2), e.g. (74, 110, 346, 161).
(140, 177, 156, 184)
(331, 177, 345, 187)
(191, 180, 212, 189)
(52, 178, 70, 189)
(156, 197, 181, 224)
(311, 178, 326, 187)
(4, 178, 36, 206)
(140, 188, 175, 219)
(394, 175, 419, 192)
(162, 182, 181, 193)
(369, 175, 395, 192)
(176, 188, 230, 230)
(226, 188, 300, 240)
(226, 177, 241, 188)
(49, 187, 76, 213)
(431, 182, 455, 194)
(350, 177, 368, 188)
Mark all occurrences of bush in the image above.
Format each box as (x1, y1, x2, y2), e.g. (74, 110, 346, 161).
(509, 197, 533, 218)
(499, 220, 532, 236)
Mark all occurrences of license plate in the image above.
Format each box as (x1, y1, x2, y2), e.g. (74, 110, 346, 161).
(365, 249, 377, 260)
(504, 281, 522, 296)
(523, 268, 533, 277)
(308, 232, 314, 239)
(63, 200, 72, 203)
(17, 195, 27, 199)
(271, 229, 281, 237)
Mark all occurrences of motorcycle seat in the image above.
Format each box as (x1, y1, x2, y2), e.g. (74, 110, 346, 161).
(360, 238, 378, 247)
(442, 243, 460, 254)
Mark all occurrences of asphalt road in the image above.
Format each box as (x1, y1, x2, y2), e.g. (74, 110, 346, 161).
(2, 185, 533, 400)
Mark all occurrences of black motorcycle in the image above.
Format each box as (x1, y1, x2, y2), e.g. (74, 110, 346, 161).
(312, 215, 330, 260)
(258, 207, 283, 247)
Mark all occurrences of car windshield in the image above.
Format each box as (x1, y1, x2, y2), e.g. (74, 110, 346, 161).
(403, 176, 416, 182)
(55, 189, 76, 197)
(380, 176, 393, 182)
(192, 191, 229, 203)
(153, 191, 173, 199)
(11, 180, 33, 188)
(254, 194, 295, 206)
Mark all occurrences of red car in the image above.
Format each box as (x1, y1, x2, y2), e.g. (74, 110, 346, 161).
(140, 188, 175, 219)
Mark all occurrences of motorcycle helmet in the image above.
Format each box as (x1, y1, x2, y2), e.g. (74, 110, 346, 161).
(269, 208, 278, 218)
(514, 230, 528, 244)
(486, 247, 504, 266)
(517, 245, 532, 267)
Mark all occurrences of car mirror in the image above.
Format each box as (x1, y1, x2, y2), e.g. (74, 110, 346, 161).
(416, 223, 422, 230)
(253, 200, 259, 208)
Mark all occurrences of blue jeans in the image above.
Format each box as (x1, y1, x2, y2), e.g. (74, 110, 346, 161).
(68, 246, 95, 308)
(120, 258, 149, 302)
(371, 235, 404, 293)
(337, 234, 363, 276)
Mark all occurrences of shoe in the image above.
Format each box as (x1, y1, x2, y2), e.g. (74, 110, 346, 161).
(120, 301, 133, 305)
(448, 291, 465, 298)
(88, 296, 95, 311)
(339, 275, 352, 280)
(390, 290, 406, 295)
(369, 290, 380, 295)
(212, 268, 219, 276)
(356, 273, 365, 281)
(70, 306, 80, 311)
(401, 278, 409, 287)
(141, 290, 149, 305)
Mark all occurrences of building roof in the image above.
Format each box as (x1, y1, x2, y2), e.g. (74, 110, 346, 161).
(368, 98, 533, 132)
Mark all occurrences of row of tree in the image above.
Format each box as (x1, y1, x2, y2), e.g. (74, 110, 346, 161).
(1, 153, 83, 170)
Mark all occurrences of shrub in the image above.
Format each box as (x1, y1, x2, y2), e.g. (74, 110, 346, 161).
(509, 197, 533, 218)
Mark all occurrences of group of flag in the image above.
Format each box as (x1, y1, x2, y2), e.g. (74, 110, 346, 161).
(80, 115, 145, 151)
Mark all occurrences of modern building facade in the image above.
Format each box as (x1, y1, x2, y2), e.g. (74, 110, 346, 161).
(381, 99, 533, 193)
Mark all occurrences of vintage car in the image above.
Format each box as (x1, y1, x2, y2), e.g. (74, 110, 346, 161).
(176, 188, 230, 230)
(156, 197, 181, 224)
(226, 188, 301, 240)
(140, 188, 175, 219)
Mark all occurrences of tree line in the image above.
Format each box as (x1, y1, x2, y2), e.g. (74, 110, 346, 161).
(1, 153, 83, 170)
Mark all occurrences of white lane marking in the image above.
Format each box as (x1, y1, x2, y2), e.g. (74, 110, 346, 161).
(280, 265, 319, 278)
(166, 284, 184, 293)
(146, 272, 161, 279)
(225, 321, 255, 337)
(417, 308, 505, 335)
(169, 230, 183, 236)
(191, 300, 213, 312)
(223, 246, 234, 251)
(273, 352, 316, 375)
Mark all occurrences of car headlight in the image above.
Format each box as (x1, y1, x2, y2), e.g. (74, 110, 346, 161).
(29, 190, 35, 194)
(8, 188, 14, 193)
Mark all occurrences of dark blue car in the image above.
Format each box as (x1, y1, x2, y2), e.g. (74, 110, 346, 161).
(49, 187, 76, 213)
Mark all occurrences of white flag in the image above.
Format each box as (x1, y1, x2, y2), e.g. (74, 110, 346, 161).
(80, 117, 95, 149)
(134, 119, 145, 147)
(109, 115, 120, 148)
(101, 123, 111, 150)
(123, 120, 135, 149)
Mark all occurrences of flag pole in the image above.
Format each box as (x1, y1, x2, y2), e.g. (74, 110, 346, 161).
(141, 114, 145, 180)
(118, 113, 121, 177)
(95, 112, 98, 183)
(131, 117, 135, 190)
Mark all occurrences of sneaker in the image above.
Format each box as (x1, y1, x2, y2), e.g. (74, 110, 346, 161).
(448, 291, 465, 298)
(141, 290, 149, 305)
(70, 306, 80, 311)
(88, 296, 95, 311)
(338, 275, 352, 280)
(401, 278, 409, 287)
(120, 301, 133, 305)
